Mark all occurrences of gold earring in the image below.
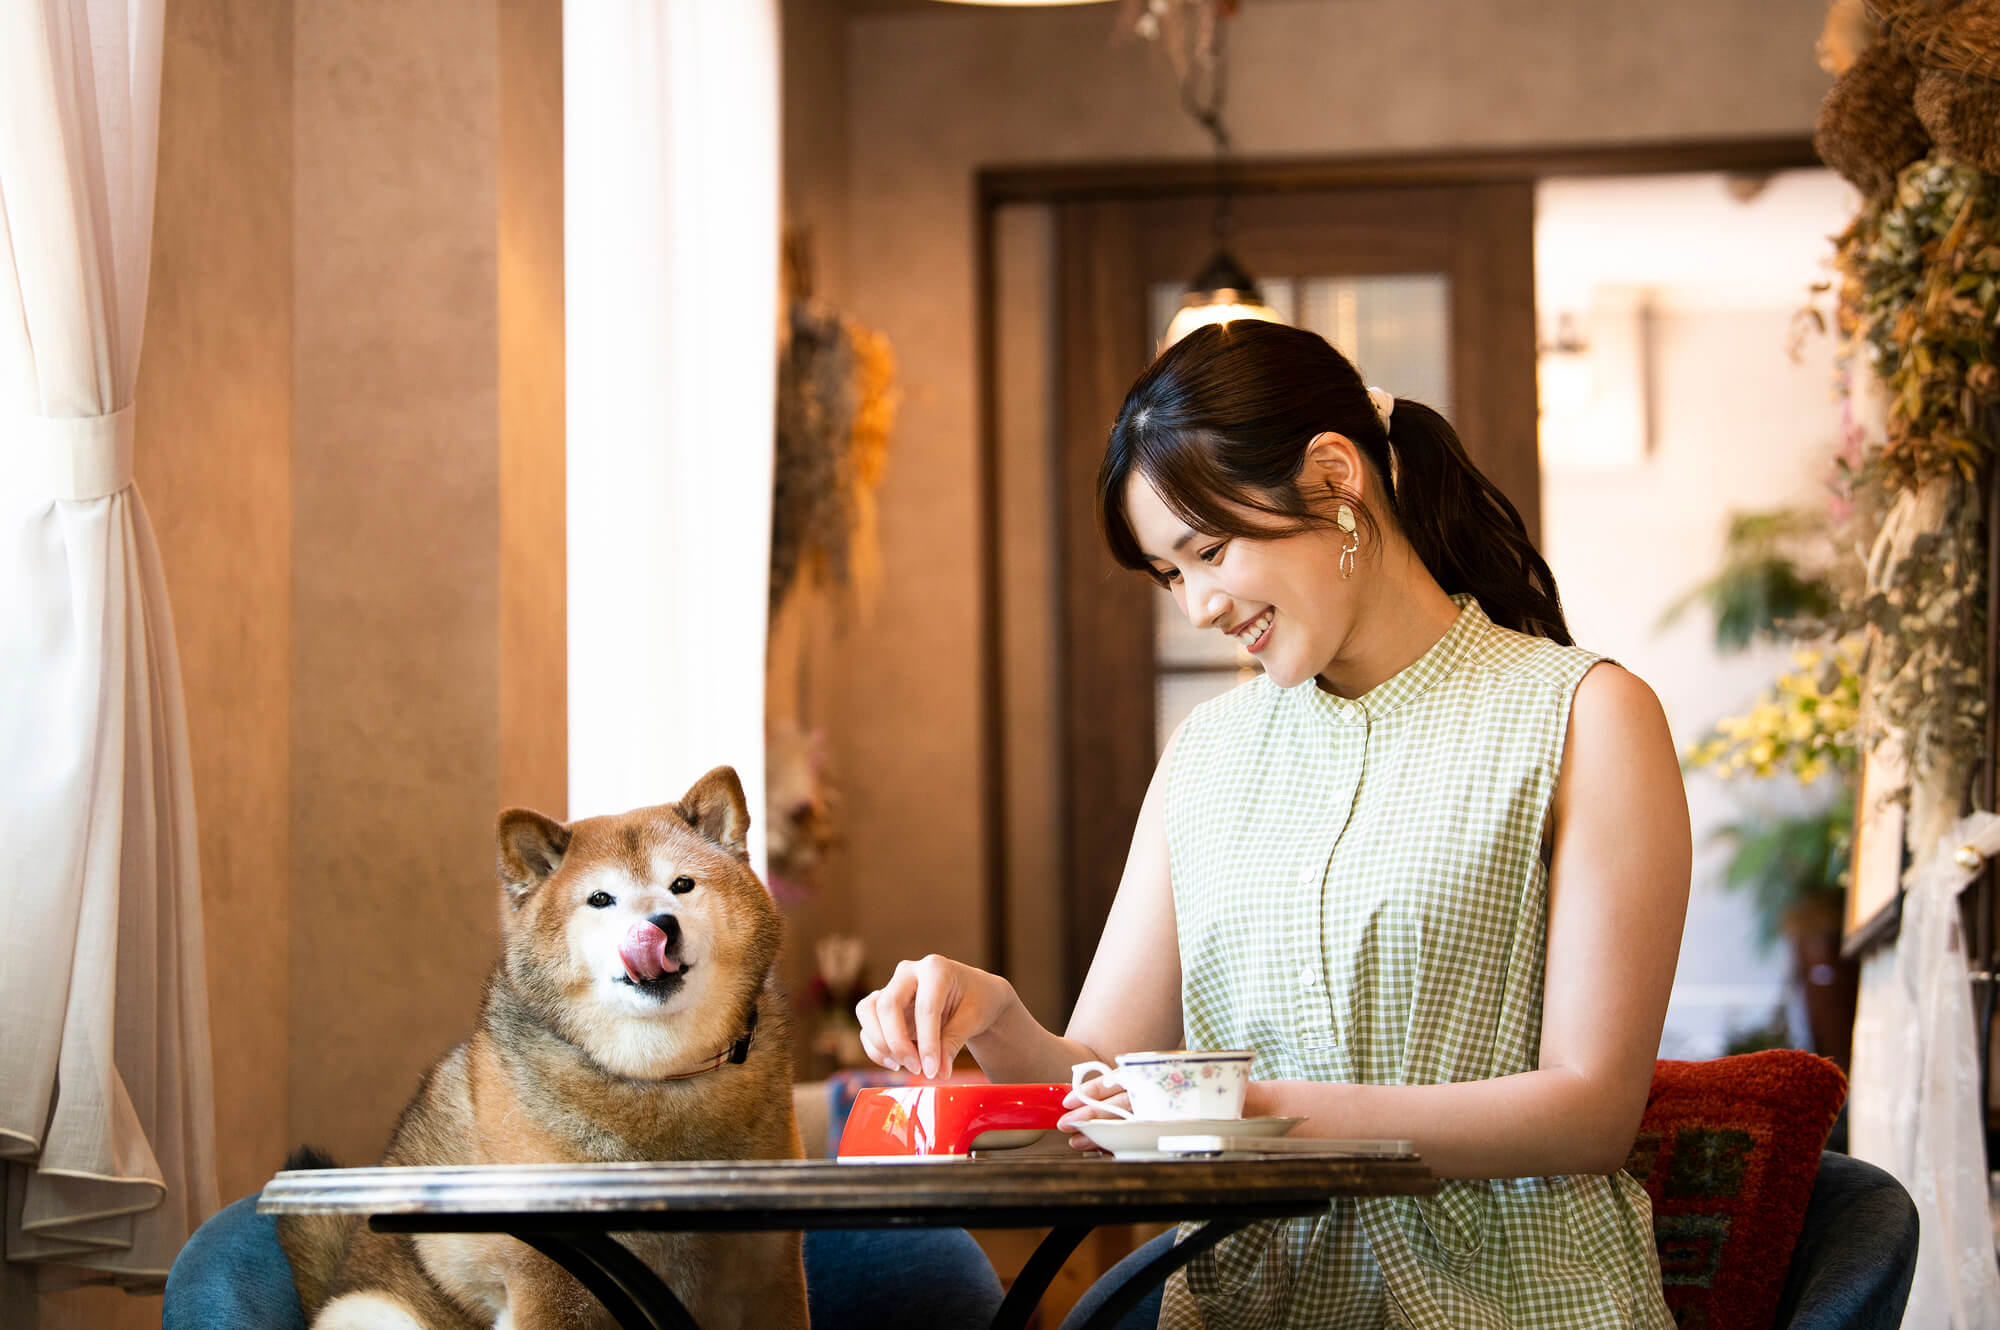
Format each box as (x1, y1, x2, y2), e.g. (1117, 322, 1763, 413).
(1336, 504, 1359, 580)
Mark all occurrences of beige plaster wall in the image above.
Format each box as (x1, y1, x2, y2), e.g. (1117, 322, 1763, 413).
(771, 0, 861, 1060)
(287, 0, 563, 1171)
(784, 0, 851, 304)
(290, 0, 505, 1167)
(38, 1, 295, 1325)
(499, 0, 567, 819)
(147, 0, 296, 1216)
(824, 0, 1835, 1005)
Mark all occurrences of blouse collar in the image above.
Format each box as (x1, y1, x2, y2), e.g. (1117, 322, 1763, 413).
(1286, 593, 1485, 727)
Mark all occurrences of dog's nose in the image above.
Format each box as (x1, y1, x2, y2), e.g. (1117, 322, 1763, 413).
(646, 913, 681, 948)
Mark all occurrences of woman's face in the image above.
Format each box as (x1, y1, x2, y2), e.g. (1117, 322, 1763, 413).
(1123, 469, 1355, 691)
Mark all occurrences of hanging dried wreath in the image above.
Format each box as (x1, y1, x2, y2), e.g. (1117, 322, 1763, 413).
(1833, 0, 2000, 177)
(769, 256, 900, 614)
(1835, 154, 2000, 487)
(1811, 150, 1999, 780)
(773, 301, 852, 609)
(767, 234, 901, 900)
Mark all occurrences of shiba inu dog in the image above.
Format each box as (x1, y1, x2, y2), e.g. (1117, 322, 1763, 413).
(277, 767, 807, 1330)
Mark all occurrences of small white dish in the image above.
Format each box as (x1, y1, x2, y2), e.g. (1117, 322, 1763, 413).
(1077, 1115, 1304, 1159)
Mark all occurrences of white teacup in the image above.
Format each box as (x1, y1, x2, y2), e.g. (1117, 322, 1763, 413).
(1070, 1049, 1255, 1121)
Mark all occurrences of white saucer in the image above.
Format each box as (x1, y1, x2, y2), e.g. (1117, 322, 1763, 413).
(1078, 1115, 1304, 1159)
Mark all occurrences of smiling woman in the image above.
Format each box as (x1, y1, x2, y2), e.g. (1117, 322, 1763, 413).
(857, 317, 1693, 1330)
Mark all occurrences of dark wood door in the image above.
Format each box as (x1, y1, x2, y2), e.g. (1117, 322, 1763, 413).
(1050, 183, 1539, 1008)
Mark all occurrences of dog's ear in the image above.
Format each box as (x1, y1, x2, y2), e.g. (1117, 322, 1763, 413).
(497, 809, 571, 902)
(676, 766, 750, 860)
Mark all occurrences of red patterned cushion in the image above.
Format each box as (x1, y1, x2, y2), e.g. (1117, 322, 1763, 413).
(1623, 1051, 1847, 1330)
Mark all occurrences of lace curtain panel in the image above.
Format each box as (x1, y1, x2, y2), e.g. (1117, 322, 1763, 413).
(0, 0, 219, 1295)
(1849, 812, 2000, 1330)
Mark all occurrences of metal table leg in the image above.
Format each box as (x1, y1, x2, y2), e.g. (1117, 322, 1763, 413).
(1068, 1220, 1253, 1330)
(989, 1225, 1093, 1330)
(510, 1230, 703, 1330)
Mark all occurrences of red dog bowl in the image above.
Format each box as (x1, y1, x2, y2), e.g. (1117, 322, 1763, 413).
(836, 1083, 1070, 1160)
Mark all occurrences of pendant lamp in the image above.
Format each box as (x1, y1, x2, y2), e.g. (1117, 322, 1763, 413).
(1155, 8, 1279, 347)
(1161, 226, 1280, 347)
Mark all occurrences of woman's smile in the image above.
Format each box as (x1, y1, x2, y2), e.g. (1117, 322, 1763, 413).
(1229, 608, 1275, 653)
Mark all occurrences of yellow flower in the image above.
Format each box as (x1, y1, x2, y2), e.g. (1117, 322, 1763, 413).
(1687, 637, 1864, 785)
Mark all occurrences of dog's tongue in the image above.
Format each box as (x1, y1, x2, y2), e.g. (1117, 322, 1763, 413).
(618, 919, 683, 983)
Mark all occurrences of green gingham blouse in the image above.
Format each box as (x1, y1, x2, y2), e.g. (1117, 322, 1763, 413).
(1158, 596, 1672, 1330)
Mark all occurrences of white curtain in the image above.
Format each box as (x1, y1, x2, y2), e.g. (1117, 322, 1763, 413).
(564, 0, 780, 861)
(1848, 812, 2000, 1330)
(0, 0, 218, 1296)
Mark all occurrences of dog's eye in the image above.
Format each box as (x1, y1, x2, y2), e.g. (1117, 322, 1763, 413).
(670, 876, 695, 894)
(586, 891, 614, 909)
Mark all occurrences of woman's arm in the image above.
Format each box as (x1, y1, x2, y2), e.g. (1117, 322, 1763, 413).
(1244, 663, 1692, 1178)
(857, 726, 1186, 1086)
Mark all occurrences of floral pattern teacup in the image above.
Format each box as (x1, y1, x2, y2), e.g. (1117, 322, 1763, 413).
(1070, 1049, 1255, 1121)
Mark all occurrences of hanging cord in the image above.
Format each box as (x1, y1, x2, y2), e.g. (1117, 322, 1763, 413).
(1178, 4, 1231, 156)
(1177, 13, 1236, 259)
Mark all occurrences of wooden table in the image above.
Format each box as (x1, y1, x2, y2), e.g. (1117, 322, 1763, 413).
(258, 1153, 1434, 1330)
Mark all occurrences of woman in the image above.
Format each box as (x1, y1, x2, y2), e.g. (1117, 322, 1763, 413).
(856, 320, 1690, 1330)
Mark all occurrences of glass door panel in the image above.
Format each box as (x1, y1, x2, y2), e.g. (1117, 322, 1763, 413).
(1153, 585, 1255, 752)
(1298, 274, 1452, 415)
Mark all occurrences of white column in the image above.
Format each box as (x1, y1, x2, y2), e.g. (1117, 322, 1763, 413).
(564, 0, 780, 870)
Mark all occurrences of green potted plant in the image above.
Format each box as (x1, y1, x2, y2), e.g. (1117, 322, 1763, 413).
(1659, 509, 1840, 652)
(1675, 512, 1862, 1068)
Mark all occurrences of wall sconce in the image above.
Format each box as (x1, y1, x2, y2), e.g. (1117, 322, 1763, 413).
(1537, 289, 1657, 470)
(1537, 311, 1595, 420)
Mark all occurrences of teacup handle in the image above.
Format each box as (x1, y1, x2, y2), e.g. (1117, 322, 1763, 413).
(1069, 1061, 1138, 1120)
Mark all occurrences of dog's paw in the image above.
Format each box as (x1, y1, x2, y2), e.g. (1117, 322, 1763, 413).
(313, 1290, 430, 1330)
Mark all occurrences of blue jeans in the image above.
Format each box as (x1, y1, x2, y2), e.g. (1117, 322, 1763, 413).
(1058, 1227, 1171, 1330)
(164, 1192, 1005, 1330)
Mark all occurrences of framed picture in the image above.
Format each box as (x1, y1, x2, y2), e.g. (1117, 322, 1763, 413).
(1842, 736, 1910, 957)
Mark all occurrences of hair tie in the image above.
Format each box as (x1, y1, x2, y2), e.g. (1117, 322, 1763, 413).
(1366, 386, 1395, 431)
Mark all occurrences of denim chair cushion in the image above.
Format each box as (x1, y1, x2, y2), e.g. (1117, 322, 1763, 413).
(1770, 1150, 1918, 1330)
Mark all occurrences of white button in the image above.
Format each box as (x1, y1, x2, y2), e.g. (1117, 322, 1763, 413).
(1298, 967, 1319, 988)
(1297, 866, 1316, 884)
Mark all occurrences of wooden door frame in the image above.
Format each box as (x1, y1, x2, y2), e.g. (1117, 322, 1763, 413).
(972, 135, 1822, 988)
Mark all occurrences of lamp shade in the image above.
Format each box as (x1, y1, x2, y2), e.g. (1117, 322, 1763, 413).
(1162, 248, 1283, 347)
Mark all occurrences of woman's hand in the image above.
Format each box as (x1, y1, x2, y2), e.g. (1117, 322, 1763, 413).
(854, 954, 1017, 1080)
(1057, 1075, 1133, 1153)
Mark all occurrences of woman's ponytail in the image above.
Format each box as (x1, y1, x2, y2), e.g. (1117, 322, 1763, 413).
(1383, 399, 1570, 645)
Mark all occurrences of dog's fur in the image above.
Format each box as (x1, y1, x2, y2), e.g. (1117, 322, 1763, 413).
(277, 767, 807, 1330)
